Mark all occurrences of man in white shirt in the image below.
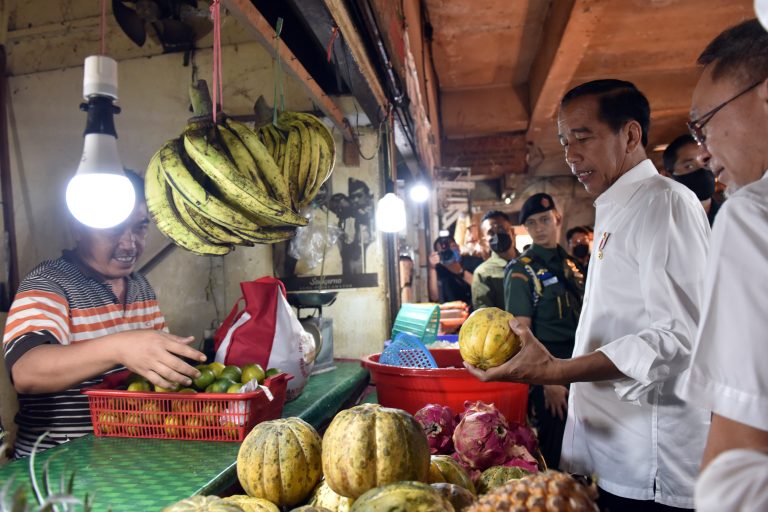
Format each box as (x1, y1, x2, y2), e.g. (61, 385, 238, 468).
(680, 18, 768, 512)
(466, 80, 710, 510)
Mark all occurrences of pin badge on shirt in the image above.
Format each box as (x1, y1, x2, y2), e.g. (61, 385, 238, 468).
(597, 232, 611, 260)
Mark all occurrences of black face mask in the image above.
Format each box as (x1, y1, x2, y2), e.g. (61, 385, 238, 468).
(572, 243, 590, 259)
(675, 168, 715, 201)
(490, 232, 512, 254)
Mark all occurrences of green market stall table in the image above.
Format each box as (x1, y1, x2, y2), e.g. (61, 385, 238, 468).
(0, 361, 369, 512)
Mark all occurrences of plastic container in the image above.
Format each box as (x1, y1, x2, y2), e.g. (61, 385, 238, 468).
(361, 348, 528, 423)
(391, 303, 440, 345)
(84, 371, 291, 442)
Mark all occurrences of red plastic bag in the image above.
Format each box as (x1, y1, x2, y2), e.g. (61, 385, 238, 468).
(213, 277, 314, 400)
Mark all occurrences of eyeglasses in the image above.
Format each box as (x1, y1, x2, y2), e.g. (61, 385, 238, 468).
(687, 80, 762, 144)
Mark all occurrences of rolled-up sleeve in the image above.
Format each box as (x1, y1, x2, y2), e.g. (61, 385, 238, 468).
(598, 190, 709, 401)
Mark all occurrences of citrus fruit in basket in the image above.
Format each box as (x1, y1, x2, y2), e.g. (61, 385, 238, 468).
(127, 380, 151, 392)
(194, 367, 216, 390)
(165, 416, 182, 436)
(97, 412, 120, 434)
(220, 365, 243, 383)
(142, 401, 165, 425)
(265, 368, 281, 379)
(207, 361, 226, 378)
(154, 383, 180, 392)
(241, 363, 266, 384)
(124, 413, 142, 435)
(458, 307, 522, 370)
(227, 383, 244, 393)
(186, 417, 204, 438)
(207, 378, 237, 393)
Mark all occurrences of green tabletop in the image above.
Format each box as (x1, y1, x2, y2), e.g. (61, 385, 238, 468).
(0, 361, 369, 512)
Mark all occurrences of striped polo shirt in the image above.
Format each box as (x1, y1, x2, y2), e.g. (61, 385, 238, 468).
(3, 251, 166, 457)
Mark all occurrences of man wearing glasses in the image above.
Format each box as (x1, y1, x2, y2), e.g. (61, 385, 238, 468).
(468, 80, 711, 510)
(680, 18, 768, 511)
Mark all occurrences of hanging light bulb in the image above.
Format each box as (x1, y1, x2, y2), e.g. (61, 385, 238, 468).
(375, 193, 407, 232)
(408, 182, 430, 203)
(66, 55, 135, 229)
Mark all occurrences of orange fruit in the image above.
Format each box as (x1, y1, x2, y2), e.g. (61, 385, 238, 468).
(127, 381, 151, 392)
(220, 365, 242, 383)
(164, 416, 181, 436)
(124, 413, 142, 436)
(141, 401, 164, 425)
(241, 363, 265, 385)
(193, 367, 216, 391)
(186, 417, 204, 438)
(97, 412, 120, 434)
(205, 378, 236, 394)
(265, 368, 281, 379)
(227, 383, 243, 393)
(207, 361, 226, 378)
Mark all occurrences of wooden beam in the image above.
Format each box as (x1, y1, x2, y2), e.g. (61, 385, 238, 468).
(322, 0, 389, 109)
(221, 0, 355, 141)
(441, 86, 529, 139)
(0, 46, 19, 303)
(527, 0, 606, 141)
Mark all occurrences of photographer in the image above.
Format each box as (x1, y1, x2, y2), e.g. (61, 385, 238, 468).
(427, 234, 481, 308)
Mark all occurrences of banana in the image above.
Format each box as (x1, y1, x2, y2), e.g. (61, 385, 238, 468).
(299, 136, 330, 209)
(216, 123, 268, 193)
(145, 150, 231, 256)
(183, 127, 308, 227)
(225, 118, 291, 207)
(290, 121, 312, 195)
(158, 139, 260, 234)
(302, 120, 321, 203)
(282, 128, 302, 208)
(258, 124, 276, 156)
(170, 187, 250, 246)
(279, 112, 336, 180)
(233, 226, 296, 244)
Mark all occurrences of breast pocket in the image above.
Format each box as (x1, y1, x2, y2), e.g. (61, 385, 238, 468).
(540, 279, 568, 321)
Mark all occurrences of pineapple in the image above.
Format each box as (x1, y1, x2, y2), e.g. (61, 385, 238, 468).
(0, 433, 95, 512)
(467, 470, 599, 512)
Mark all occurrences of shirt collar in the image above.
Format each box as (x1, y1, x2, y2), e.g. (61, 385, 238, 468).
(594, 158, 658, 207)
(529, 244, 562, 263)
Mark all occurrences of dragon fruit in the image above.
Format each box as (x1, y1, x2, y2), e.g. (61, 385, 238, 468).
(414, 403, 457, 455)
(508, 421, 538, 456)
(452, 401, 512, 470)
(503, 444, 540, 473)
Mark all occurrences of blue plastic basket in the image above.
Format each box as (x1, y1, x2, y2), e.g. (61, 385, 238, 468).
(379, 332, 437, 368)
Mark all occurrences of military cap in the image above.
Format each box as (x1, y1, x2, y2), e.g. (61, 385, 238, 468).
(519, 193, 556, 225)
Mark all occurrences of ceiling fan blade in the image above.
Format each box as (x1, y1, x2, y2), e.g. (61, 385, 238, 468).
(112, 0, 147, 47)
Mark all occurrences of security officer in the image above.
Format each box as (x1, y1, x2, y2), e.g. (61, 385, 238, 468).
(504, 193, 584, 469)
(471, 210, 518, 309)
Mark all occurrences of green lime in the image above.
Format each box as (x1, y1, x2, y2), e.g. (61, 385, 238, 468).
(193, 367, 216, 391)
(265, 368, 281, 378)
(207, 361, 226, 378)
(205, 378, 236, 393)
(241, 363, 266, 384)
(227, 383, 244, 393)
(127, 380, 151, 392)
(178, 388, 196, 394)
(154, 383, 180, 392)
(220, 365, 242, 383)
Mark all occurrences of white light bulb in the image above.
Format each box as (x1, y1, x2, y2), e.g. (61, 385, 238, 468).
(66, 173, 135, 228)
(409, 183, 430, 203)
(375, 193, 407, 232)
(757, 0, 768, 31)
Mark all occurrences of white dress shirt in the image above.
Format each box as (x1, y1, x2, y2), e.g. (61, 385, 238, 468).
(681, 171, 768, 431)
(560, 159, 711, 508)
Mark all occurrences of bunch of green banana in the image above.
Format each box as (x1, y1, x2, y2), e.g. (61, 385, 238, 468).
(144, 111, 334, 256)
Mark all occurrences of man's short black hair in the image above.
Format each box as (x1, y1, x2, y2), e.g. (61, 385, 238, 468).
(698, 18, 768, 87)
(480, 210, 510, 224)
(124, 169, 145, 202)
(662, 134, 697, 173)
(561, 79, 650, 147)
(566, 226, 589, 244)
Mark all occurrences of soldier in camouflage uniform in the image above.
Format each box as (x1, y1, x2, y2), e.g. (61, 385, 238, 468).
(504, 193, 585, 469)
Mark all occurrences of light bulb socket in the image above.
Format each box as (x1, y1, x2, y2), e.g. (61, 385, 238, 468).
(80, 96, 120, 138)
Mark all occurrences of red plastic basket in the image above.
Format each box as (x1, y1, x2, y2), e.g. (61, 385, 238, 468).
(84, 371, 292, 442)
(361, 348, 528, 423)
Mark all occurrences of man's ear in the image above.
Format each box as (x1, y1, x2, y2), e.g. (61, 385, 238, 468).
(624, 120, 643, 153)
